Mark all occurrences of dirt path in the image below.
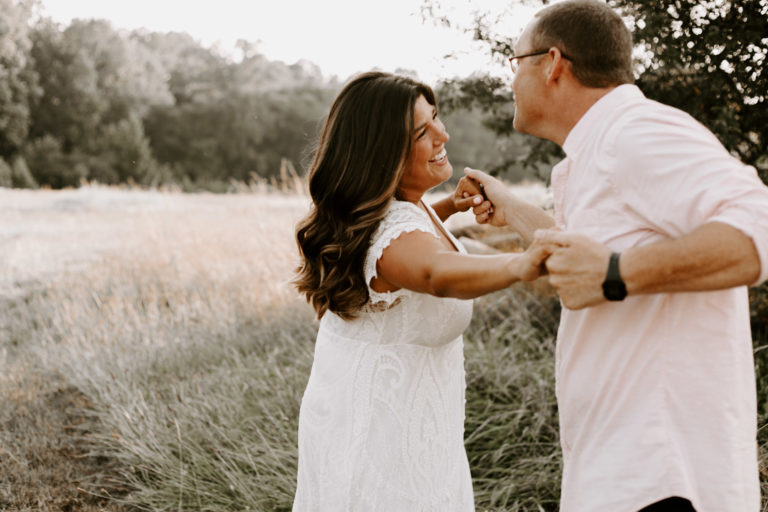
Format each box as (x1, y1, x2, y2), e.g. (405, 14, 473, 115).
(1, 370, 131, 511)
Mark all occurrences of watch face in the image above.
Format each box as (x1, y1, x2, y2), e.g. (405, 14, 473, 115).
(603, 280, 627, 301)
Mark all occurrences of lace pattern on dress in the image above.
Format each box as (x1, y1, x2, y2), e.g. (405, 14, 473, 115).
(363, 201, 438, 309)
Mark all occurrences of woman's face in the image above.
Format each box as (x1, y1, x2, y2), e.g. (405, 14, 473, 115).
(398, 94, 452, 200)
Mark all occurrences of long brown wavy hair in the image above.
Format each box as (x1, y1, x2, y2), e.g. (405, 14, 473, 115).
(294, 71, 436, 320)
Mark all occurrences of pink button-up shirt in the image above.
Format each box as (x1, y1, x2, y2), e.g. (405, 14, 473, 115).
(551, 84, 768, 512)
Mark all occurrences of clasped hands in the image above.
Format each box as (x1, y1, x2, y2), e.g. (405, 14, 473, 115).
(455, 169, 614, 310)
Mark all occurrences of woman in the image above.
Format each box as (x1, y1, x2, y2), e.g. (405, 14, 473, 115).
(293, 72, 550, 511)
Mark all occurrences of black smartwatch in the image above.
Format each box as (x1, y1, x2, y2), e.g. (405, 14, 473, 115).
(602, 252, 627, 301)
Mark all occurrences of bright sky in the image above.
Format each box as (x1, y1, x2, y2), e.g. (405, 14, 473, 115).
(38, 0, 541, 84)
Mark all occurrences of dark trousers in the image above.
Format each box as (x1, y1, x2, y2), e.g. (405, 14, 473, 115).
(638, 497, 696, 512)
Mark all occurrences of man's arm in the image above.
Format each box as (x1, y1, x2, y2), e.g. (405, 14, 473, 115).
(461, 167, 555, 244)
(535, 222, 761, 309)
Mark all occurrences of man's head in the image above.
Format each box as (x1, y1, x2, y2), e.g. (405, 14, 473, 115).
(511, 0, 634, 141)
(530, 0, 634, 88)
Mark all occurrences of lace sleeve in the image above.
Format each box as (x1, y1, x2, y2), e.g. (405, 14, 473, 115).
(363, 201, 437, 306)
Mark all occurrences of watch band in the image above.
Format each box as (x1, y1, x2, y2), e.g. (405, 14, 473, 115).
(602, 252, 627, 301)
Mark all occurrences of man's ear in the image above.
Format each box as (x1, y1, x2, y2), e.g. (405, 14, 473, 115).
(544, 48, 568, 87)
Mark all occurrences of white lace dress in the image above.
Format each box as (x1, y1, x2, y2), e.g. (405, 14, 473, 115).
(293, 200, 475, 512)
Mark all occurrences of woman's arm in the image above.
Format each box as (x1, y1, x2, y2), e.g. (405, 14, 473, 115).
(374, 228, 550, 300)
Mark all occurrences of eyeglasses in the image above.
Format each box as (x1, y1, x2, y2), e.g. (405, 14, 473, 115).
(508, 49, 571, 73)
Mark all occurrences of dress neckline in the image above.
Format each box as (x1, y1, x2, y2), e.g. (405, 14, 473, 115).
(418, 200, 461, 253)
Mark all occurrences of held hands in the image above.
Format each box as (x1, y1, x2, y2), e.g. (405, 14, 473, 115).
(459, 168, 513, 227)
(530, 229, 613, 309)
(517, 240, 553, 282)
(457, 167, 614, 305)
(450, 178, 484, 214)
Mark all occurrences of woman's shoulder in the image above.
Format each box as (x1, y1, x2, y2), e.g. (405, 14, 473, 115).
(377, 199, 432, 232)
(365, 199, 436, 280)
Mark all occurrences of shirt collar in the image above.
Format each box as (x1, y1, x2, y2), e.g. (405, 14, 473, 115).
(561, 84, 645, 159)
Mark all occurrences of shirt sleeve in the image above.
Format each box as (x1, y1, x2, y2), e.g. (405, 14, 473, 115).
(611, 106, 768, 285)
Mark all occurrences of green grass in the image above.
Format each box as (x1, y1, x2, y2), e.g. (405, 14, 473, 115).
(464, 286, 562, 511)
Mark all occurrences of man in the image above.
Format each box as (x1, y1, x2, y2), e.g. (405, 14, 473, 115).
(463, 1, 768, 510)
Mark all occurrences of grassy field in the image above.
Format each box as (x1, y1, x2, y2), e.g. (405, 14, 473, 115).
(1, 184, 766, 511)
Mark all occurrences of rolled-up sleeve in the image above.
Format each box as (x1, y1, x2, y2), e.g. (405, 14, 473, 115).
(612, 109, 768, 285)
(708, 168, 768, 285)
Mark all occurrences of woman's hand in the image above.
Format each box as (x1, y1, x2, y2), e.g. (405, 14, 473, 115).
(431, 181, 484, 221)
(516, 239, 553, 282)
(455, 176, 485, 207)
(452, 177, 484, 213)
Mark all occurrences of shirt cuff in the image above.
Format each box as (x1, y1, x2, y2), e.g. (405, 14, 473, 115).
(709, 210, 768, 286)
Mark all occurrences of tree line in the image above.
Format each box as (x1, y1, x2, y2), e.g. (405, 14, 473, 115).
(0, 0, 525, 191)
(2, 0, 765, 191)
(0, 0, 348, 190)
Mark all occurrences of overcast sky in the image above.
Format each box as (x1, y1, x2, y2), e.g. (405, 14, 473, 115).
(38, 0, 541, 83)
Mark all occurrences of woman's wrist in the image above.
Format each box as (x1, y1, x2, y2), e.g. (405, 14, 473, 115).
(505, 253, 525, 284)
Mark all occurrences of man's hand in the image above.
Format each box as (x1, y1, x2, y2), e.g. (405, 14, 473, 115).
(463, 167, 514, 227)
(532, 229, 613, 309)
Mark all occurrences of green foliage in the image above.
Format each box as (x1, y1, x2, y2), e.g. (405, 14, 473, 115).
(144, 87, 333, 187)
(616, 0, 768, 171)
(0, 158, 12, 187)
(23, 136, 87, 188)
(0, 154, 36, 190)
(28, 19, 110, 150)
(60, 19, 173, 122)
(3, 5, 537, 190)
(17, 15, 342, 189)
(11, 155, 37, 188)
(0, 0, 38, 157)
(752, 283, 768, 416)
(751, 282, 768, 502)
(87, 114, 164, 185)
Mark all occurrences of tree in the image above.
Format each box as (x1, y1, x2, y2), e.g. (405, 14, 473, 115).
(10, 156, 37, 188)
(87, 114, 164, 185)
(422, 0, 768, 182)
(28, 19, 106, 151)
(619, 0, 767, 176)
(0, 158, 11, 187)
(61, 19, 172, 122)
(131, 30, 228, 105)
(0, 0, 39, 158)
(23, 135, 87, 188)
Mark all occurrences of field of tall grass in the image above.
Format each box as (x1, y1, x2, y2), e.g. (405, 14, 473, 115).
(1, 184, 767, 511)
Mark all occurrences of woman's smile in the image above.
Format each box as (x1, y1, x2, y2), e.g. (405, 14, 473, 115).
(429, 148, 448, 165)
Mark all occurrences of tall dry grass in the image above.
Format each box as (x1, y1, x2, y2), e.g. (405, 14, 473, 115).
(2, 185, 316, 510)
(1, 183, 767, 511)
